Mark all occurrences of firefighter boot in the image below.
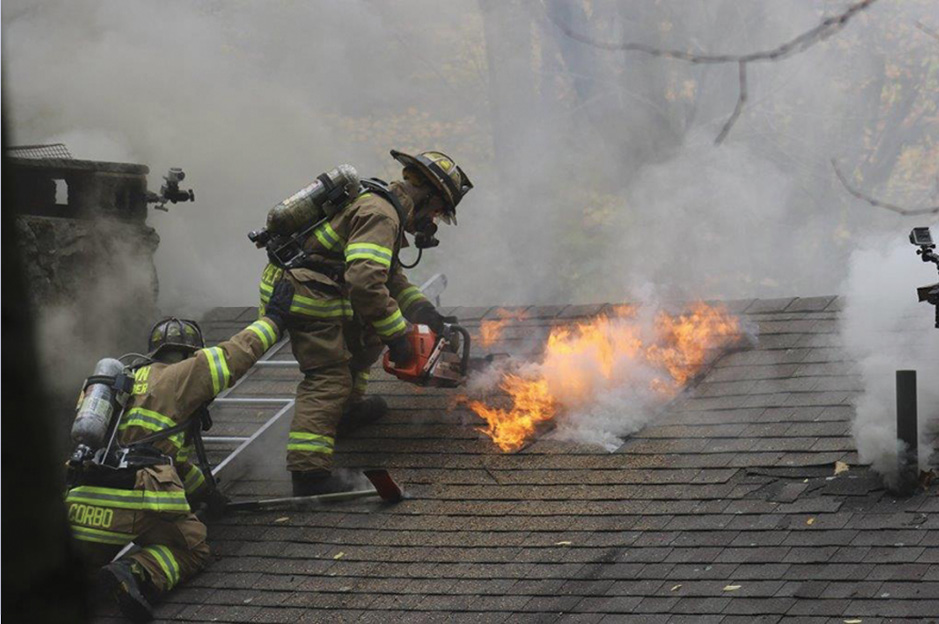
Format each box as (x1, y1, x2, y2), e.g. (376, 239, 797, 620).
(291, 469, 355, 497)
(98, 559, 157, 623)
(337, 396, 388, 437)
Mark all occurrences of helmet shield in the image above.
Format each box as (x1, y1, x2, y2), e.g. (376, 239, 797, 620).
(148, 317, 205, 358)
(390, 149, 472, 217)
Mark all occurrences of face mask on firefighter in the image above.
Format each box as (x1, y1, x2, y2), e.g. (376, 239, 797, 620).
(409, 192, 449, 248)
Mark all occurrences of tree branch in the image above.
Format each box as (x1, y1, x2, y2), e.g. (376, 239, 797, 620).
(545, 0, 880, 144)
(832, 159, 939, 217)
(915, 21, 939, 43)
(715, 62, 747, 144)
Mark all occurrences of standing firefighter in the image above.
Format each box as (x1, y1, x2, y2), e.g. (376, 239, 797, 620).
(65, 281, 294, 622)
(257, 150, 472, 496)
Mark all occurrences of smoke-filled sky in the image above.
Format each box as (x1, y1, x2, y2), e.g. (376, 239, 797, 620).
(4, 0, 937, 313)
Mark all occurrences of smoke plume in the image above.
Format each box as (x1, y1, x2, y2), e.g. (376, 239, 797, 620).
(840, 231, 939, 485)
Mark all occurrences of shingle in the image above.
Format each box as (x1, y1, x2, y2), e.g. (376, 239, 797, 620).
(631, 596, 680, 613)
(556, 304, 608, 319)
(786, 296, 837, 312)
(669, 597, 732, 614)
(729, 564, 791, 581)
(248, 607, 309, 623)
(520, 305, 567, 320)
(845, 598, 939, 618)
(719, 617, 783, 624)
(745, 298, 797, 314)
(449, 306, 495, 320)
(784, 599, 851, 616)
(570, 596, 643, 613)
(513, 595, 583, 612)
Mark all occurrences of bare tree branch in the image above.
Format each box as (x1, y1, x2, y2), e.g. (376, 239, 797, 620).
(915, 21, 939, 43)
(715, 62, 747, 144)
(832, 159, 939, 216)
(544, 0, 880, 144)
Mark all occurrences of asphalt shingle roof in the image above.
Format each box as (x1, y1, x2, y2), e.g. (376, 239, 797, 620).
(103, 297, 939, 623)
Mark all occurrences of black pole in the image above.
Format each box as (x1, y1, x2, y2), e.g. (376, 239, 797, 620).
(895, 370, 919, 495)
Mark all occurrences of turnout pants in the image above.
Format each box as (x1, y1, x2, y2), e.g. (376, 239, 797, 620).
(287, 318, 383, 472)
(269, 265, 386, 473)
(65, 465, 209, 594)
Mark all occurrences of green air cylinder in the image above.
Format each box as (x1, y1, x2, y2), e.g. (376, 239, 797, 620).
(266, 164, 360, 236)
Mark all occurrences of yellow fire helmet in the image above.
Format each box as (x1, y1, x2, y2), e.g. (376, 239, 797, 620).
(390, 149, 473, 222)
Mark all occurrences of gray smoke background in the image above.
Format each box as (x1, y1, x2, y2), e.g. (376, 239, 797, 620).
(5, 1, 938, 468)
(840, 233, 939, 484)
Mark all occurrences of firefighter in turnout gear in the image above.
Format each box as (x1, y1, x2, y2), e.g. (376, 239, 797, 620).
(258, 150, 472, 496)
(66, 280, 295, 622)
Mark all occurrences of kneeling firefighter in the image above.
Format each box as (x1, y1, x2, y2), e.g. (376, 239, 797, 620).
(64, 280, 294, 622)
(255, 150, 472, 496)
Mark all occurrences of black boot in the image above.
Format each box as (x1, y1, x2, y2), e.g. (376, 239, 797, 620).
(337, 396, 388, 437)
(291, 469, 355, 497)
(98, 560, 156, 623)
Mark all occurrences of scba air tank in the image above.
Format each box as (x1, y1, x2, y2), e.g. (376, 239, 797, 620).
(71, 358, 125, 448)
(266, 164, 360, 236)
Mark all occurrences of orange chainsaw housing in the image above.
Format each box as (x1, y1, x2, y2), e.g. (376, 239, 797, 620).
(382, 325, 437, 383)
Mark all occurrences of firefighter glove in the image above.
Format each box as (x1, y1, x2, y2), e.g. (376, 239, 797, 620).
(265, 279, 294, 332)
(386, 334, 415, 367)
(412, 307, 457, 334)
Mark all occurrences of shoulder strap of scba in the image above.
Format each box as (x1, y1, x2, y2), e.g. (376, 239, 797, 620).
(360, 177, 407, 225)
(359, 177, 407, 270)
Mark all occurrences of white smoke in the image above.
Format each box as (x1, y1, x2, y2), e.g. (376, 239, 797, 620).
(840, 230, 939, 484)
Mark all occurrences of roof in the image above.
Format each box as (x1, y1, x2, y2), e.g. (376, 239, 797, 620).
(8, 155, 149, 175)
(105, 296, 939, 623)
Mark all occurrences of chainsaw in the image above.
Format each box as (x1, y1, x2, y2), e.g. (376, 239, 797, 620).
(382, 323, 473, 387)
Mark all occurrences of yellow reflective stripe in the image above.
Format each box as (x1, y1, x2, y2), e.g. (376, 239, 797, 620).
(247, 319, 277, 350)
(289, 431, 335, 444)
(373, 309, 406, 337)
(397, 286, 428, 313)
(66, 487, 189, 513)
(313, 222, 346, 251)
(119, 408, 183, 449)
(71, 525, 135, 546)
(287, 443, 334, 454)
(289, 294, 351, 319)
(287, 431, 335, 454)
(260, 264, 282, 308)
(201, 347, 232, 395)
(144, 545, 181, 589)
(140, 491, 190, 513)
(182, 465, 206, 493)
(203, 348, 221, 395)
(122, 407, 175, 429)
(345, 242, 393, 267)
(178, 441, 194, 464)
(353, 371, 370, 392)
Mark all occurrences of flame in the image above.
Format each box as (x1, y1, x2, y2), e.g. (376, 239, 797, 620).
(478, 308, 528, 347)
(468, 302, 742, 452)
